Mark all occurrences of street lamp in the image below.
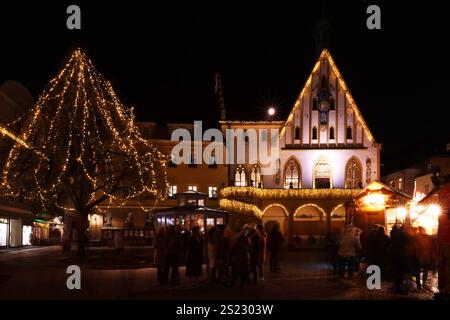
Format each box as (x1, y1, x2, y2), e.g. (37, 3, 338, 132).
(267, 107, 276, 117)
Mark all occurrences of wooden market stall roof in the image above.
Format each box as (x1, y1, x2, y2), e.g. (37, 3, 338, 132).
(354, 181, 412, 201)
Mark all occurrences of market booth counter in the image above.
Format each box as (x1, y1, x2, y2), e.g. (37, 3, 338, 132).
(352, 181, 412, 234)
(155, 191, 229, 233)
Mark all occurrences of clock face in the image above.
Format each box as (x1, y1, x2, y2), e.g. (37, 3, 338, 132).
(318, 101, 329, 112)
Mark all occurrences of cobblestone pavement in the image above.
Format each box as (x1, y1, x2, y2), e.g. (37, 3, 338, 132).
(0, 246, 437, 300)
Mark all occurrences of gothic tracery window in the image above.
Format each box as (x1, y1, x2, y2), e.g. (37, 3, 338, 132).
(345, 157, 362, 189)
(284, 158, 301, 189)
(250, 164, 262, 188)
(313, 156, 332, 189)
(234, 164, 247, 187)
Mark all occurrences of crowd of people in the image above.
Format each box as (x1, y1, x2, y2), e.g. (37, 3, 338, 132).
(153, 223, 285, 287)
(327, 223, 438, 293)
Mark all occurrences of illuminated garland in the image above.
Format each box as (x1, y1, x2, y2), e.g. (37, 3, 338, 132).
(220, 186, 359, 200)
(219, 198, 263, 219)
(0, 123, 31, 149)
(281, 49, 376, 143)
(1, 48, 168, 215)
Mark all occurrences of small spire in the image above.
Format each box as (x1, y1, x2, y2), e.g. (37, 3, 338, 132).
(315, 3, 331, 56)
(214, 73, 226, 121)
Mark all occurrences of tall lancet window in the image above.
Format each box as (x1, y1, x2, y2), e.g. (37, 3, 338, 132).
(312, 98, 318, 110)
(312, 126, 318, 140)
(329, 127, 335, 140)
(330, 97, 335, 110)
(295, 126, 300, 140)
(345, 157, 362, 189)
(234, 164, 247, 187)
(284, 158, 301, 189)
(250, 164, 262, 188)
(346, 126, 352, 140)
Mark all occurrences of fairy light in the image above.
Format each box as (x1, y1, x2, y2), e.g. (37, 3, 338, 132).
(280, 49, 376, 143)
(220, 186, 359, 200)
(0, 48, 168, 214)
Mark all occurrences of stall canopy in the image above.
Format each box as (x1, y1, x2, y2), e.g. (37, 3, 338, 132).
(155, 191, 229, 232)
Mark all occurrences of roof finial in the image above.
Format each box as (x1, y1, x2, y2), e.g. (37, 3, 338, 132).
(315, 2, 331, 56)
(214, 73, 226, 121)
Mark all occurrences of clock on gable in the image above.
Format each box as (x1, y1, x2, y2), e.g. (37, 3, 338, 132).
(316, 88, 331, 125)
(318, 101, 329, 112)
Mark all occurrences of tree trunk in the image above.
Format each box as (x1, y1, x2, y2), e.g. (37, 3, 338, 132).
(77, 214, 89, 257)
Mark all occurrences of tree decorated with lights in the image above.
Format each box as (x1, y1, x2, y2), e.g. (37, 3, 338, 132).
(1, 49, 168, 252)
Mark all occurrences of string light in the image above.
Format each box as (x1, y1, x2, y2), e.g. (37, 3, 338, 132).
(220, 186, 359, 200)
(281, 49, 376, 143)
(0, 48, 168, 216)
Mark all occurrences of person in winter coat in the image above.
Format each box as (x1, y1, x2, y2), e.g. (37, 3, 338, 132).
(256, 224, 267, 280)
(154, 226, 169, 286)
(230, 228, 252, 287)
(166, 226, 182, 286)
(215, 225, 231, 283)
(373, 226, 390, 269)
(267, 224, 285, 273)
(185, 226, 204, 286)
(390, 224, 407, 294)
(326, 228, 342, 275)
(206, 226, 218, 281)
(416, 226, 434, 290)
(247, 226, 261, 284)
(338, 225, 362, 279)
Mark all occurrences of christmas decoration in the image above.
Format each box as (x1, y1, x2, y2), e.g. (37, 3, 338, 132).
(1, 48, 168, 250)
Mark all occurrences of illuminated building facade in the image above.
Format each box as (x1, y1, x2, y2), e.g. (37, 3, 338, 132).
(218, 50, 381, 245)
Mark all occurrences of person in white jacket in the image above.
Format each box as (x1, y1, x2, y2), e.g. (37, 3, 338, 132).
(338, 225, 362, 279)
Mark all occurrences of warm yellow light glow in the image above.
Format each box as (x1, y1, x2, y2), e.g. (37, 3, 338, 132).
(220, 186, 359, 200)
(362, 192, 386, 208)
(426, 204, 441, 217)
(410, 204, 440, 235)
(396, 207, 407, 221)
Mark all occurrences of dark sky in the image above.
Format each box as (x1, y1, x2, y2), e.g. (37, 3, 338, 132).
(0, 1, 448, 175)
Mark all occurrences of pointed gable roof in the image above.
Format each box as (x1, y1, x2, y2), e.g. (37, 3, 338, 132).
(281, 49, 376, 144)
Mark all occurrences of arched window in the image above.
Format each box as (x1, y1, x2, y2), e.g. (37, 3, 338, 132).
(345, 157, 362, 189)
(313, 156, 332, 189)
(312, 98, 318, 110)
(329, 127, 335, 140)
(312, 126, 318, 140)
(234, 165, 247, 186)
(330, 97, 335, 110)
(346, 126, 352, 140)
(250, 164, 262, 188)
(295, 126, 300, 140)
(284, 158, 301, 189)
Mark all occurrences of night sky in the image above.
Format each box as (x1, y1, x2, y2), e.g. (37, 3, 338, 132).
(0, 1, 448, 175)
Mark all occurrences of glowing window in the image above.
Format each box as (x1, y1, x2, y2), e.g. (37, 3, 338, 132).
(284, 158, 300, 189)
(234, 165, 247, 186)
(345, 158, 362, 189)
